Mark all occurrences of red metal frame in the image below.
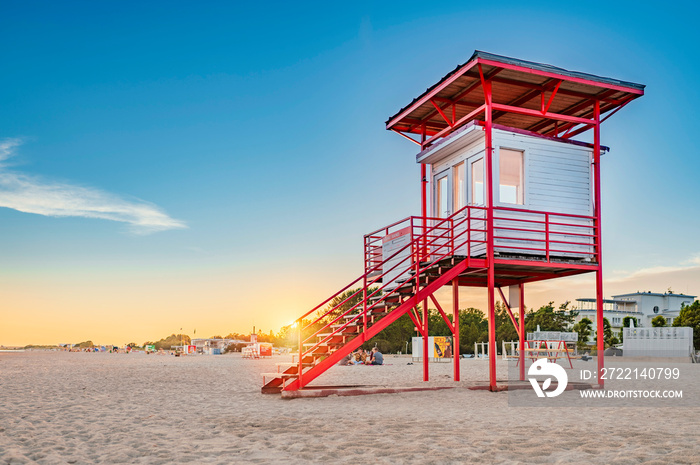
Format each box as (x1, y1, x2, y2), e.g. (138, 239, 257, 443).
(593, 100, 605, 387)
(265, 54, 643, 395)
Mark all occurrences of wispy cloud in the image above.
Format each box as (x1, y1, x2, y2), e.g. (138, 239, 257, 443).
(682, 254, 700, 266)
(606, 262, 700, 284)
(0, 138, 186, 234)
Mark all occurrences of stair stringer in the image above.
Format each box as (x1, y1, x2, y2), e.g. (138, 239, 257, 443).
(283, 258, 473, 392)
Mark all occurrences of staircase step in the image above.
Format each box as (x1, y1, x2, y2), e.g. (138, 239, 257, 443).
(303, 342, 329, 347)
(276, 362, 314, 370)
(261, 372, 299, 379)
(261, 371, 300, 394)
(331, 320, 360, 328)
(336, 324, 360, 336)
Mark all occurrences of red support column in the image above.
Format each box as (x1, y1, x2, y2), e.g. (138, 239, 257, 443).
(298, 322, 303, 387)
(421, 163, 427, 260)
(519, 284, 525, 381)
(593, 100, 605, 388)
(423, 299, 429, 381)
(421, 141, 429, 382)
(453, 278, 460, 381)
(483, 75, 497, 391)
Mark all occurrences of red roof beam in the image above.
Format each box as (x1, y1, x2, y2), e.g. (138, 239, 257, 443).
(542, 80, 562, 114)
(422, 104, 486, 148)
(463, 72, 631, 105)
(527, 89, 619, 133)
(430, 99, 454, 127)
(393, 127, 442, 137)
(404, 100, 483, 134)
(551, 101, 619, 139)
(386, 57, 481, 130)
(399, 117, 450, 129)
(543, 94, 629, 138)
(431, 96, 481, 107)
(387, 67, 501, 131)
(476, 58, 644, 95)
(491, 103, 595, 126)
(390, 129, 422, 146)
(405, 73, 497, 133)
(492, 78, 559, 123)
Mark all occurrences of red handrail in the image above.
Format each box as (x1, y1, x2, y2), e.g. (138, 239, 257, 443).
(298, 204, 598, 373)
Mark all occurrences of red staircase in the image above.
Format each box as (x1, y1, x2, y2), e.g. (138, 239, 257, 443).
(261, 208, 487, 394)
(261, 205, 598, 394)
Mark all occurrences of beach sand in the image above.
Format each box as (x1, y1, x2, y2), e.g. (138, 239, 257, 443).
(1, 351, 698, 464)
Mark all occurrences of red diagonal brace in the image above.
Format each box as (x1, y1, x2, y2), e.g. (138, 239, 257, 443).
(408, 308, 425, 337)
(497, 286, 521, 339)
(429, 294, 455, 334)
(430, 99, 454, 128)
(543, 80, 562, 114)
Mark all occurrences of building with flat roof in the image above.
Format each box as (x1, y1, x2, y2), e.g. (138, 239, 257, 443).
(574, 291, 696, 335)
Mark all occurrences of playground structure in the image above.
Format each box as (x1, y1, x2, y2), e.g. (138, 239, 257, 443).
(521, 340, 574, 368)
(262, 51, 644, 394)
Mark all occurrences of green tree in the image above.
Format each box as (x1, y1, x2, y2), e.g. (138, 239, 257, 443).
(524, 301, 577, 333)
(651, 315, 667, 327)
(673, 300, 700, 349)
(319, 287, 379, 324)
(494, 302, 519, 352)
(619, 316, 639, 343)
(622, 316, 638, 328)
(426, 307, 489, 354)
(572, 317, 593, 349)
(143, 333, 191, 350)
(452, 308, 489, 354)
(602, 318, 618, 347)
(274, 324, 298, 348)
(365, 312, 419, 354)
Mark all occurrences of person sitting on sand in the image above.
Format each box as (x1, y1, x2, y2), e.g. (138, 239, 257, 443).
(338, 353, 353, 366)
(367, 347, 384, 365)
(352, 350, 365, 365)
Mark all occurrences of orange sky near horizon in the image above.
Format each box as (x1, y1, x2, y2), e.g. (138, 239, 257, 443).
(3, 261, 699, 347)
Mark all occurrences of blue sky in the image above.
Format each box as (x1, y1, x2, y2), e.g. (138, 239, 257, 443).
(2, 1, 700, 345)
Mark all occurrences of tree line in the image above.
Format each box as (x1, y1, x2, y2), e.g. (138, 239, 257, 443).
(279, 287, 700, 354)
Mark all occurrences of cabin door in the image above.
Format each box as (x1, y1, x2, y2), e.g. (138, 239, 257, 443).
(433, 169, 451, 219)
(434, 164, 469, 258)
(466, 155, 486, 257)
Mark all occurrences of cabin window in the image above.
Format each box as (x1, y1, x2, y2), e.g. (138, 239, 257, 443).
(453, 162, 465, 212)
(471, 158, 484, 205)
(499, 148, 524, 205)
(437, 175, 449, 218)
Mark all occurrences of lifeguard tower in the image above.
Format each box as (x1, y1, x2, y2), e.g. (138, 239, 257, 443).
(262, 51, 644, 394)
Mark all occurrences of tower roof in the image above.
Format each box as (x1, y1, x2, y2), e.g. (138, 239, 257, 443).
(386, 51, 645, 147)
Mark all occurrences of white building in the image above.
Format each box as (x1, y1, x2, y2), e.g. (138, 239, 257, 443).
(573, 291, 696, 335)
(191, 338, 244, 354)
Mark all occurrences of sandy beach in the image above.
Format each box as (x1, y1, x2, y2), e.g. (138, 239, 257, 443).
(1, 351, 699, 464)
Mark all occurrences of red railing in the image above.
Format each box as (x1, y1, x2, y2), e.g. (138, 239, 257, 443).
(364, 205, 598, 268)
(295, 207, 488, 386)
(294, 205, 598, 387)
(491, 206, 598, 261)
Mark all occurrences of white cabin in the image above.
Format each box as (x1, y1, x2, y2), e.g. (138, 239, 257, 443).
(418, 123, 598, 261)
